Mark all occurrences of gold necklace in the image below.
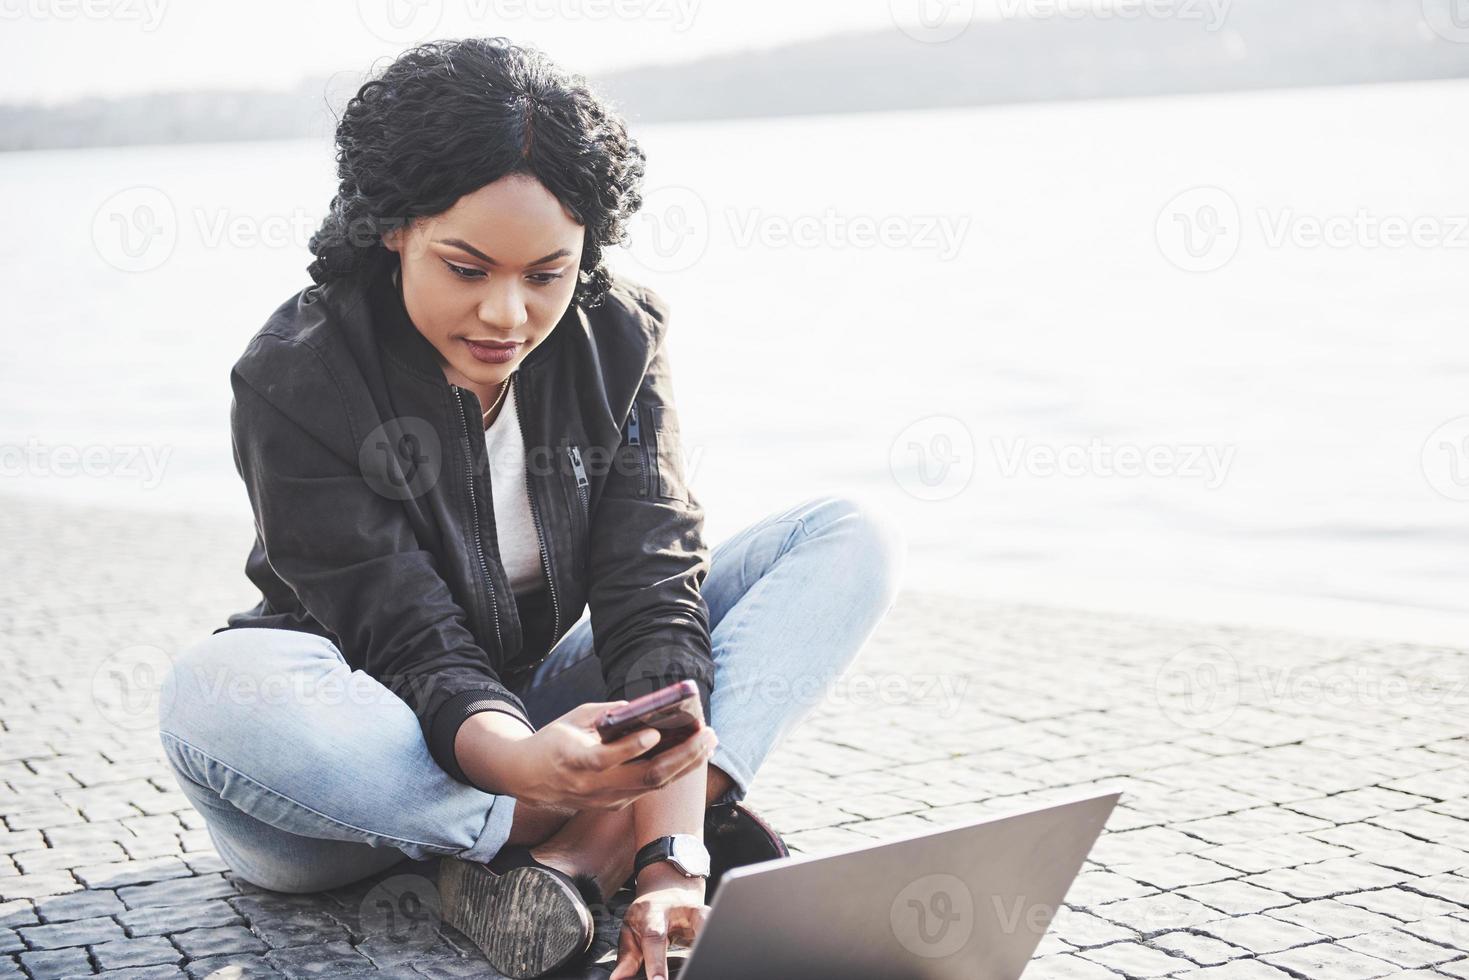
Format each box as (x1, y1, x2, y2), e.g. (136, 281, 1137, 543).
(481, 377, 511, 428)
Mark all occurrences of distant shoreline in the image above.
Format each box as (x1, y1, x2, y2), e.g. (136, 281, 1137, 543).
(5, 0, 1467, 153)
(4, 75, 1467, 157)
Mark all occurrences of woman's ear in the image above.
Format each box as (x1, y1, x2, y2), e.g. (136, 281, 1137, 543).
(381, 225, 404, 253)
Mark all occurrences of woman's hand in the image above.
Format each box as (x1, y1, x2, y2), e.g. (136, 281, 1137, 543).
(458, 701, 717, 811)
(609, 864, 710, 980)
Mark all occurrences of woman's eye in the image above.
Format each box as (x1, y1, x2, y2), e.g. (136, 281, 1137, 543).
(443, 261, 563, 286)
(444, 260, 485, 280)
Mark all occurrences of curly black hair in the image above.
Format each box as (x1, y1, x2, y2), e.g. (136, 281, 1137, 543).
(307, 37, 645, 309)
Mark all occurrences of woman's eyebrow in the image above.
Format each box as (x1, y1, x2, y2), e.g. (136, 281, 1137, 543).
(435, 238, 572, 267)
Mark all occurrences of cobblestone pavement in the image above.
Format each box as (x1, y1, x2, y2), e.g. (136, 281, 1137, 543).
(2, 492, 1466, 978)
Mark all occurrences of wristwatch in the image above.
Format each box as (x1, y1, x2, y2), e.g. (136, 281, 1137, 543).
(633, 834, 711, 881)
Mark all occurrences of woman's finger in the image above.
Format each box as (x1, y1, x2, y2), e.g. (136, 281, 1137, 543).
(638, 904, 671, 980)
(563, 700, 629, 729)
(676, 903, 711, 945)
(584, 725, 665, 769)
(607, 922, 642, 980)
(617, 728, 717, 788)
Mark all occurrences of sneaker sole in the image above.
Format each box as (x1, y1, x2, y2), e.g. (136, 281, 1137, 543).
(439, 858, 593, 979)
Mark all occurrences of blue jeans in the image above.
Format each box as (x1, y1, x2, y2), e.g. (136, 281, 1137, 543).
(158, 494, 904, 894)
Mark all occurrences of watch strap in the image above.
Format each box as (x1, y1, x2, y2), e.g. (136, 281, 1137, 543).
(634, 835, 709, 879)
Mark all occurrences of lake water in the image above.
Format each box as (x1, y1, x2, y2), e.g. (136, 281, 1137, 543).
(4, 79, 1466, 642)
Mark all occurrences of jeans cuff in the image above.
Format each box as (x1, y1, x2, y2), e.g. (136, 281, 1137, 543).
(709, 743, 754, 806)
(460, 791, 519, 863)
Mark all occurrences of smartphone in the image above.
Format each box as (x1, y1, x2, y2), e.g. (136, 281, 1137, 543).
(596, 679, 703, 761)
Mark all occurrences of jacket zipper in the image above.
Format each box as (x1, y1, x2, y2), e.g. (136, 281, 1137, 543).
(452, 386, 504, 655)
(626, 401, 648, 497)
(568, 445, 590, 519)
(514, 372, 561, 650)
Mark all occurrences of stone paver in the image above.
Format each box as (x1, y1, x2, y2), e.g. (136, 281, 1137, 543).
(2, 492, 1467, 976)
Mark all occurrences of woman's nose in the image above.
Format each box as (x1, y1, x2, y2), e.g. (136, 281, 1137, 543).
(477, 283, 529, 335)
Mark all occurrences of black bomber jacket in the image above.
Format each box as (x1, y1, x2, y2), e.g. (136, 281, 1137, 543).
(214, 252, 715, 787)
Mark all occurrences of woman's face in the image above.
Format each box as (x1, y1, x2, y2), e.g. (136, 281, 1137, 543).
(382, 173, 584, 406)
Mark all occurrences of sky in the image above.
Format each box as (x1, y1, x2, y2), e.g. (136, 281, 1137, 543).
(0, 0, 925, 105)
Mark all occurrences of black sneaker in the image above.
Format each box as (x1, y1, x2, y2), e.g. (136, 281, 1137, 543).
(703, 801, 790, 900)
(439, 845, 605, 979)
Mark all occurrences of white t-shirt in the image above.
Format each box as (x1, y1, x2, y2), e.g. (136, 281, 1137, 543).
(483, 381, 545, 596)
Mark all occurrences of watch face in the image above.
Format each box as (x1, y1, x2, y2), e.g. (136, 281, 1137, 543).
(670, 835, 712, 877)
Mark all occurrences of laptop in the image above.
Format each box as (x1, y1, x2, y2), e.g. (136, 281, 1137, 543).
(605, 789, 1119, 979)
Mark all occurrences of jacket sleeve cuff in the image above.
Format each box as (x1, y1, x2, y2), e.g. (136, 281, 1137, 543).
(429, 689, 536, 787)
